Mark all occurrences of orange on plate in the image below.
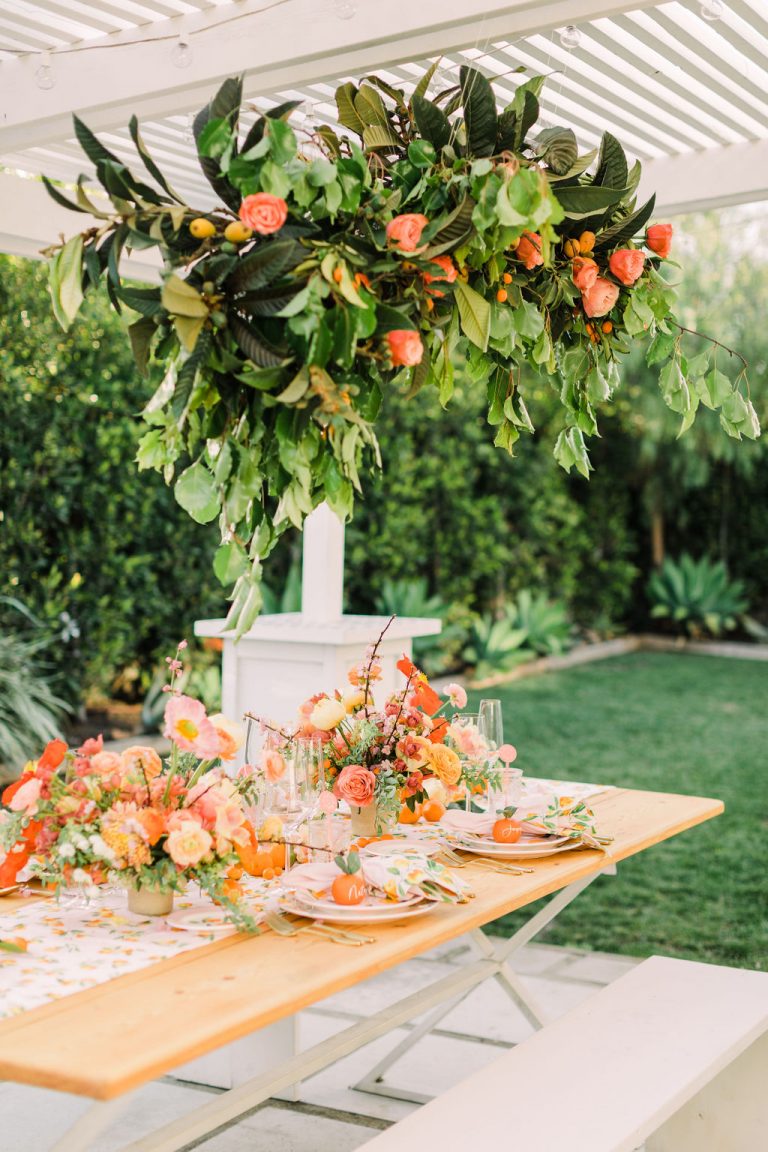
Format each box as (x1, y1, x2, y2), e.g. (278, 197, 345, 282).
(492, 817, 522, 844)
(422, 799, 446, 822)
(331, 873, 367, 905)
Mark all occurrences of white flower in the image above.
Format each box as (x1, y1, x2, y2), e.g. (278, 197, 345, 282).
(57, 842, 76, 859)
(72, 833, 90, 852)
(89, 834, 117, 862)
(72, 867, 94, 887)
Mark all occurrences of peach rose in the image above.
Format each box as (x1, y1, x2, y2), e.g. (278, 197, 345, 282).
(572, 256, 598, 293)
(423, 254, 458, 296)
(387, 329, 424, 367)
(582, 277, 620, 318)
(90, 752, 123, 777)
(386, 213, 429, 252)
(121, 746, 163, 780)
(166, 820, 213, 868)
(608, 248, 645, 286)
(516, 232, 543, 270)
(646, 223, 673, 258)
(426, 743, 462, 787)
(238, 193, 288, 236)
(333, 763, 376, 808)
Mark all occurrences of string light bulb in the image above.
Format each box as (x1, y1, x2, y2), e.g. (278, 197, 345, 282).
(171, 37, 193, 69)
(34, 51, 55, 90)
(333, 0, 357, 19)
(559, 25, 582, 49)
(700, 0, 725, 19)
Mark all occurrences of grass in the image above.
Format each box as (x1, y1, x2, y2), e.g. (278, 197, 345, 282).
(468, 652, 768, 970)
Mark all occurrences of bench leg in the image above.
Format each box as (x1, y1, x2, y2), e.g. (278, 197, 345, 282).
(50, 1093, 135, 1152)
(353, 869, 607, 1102)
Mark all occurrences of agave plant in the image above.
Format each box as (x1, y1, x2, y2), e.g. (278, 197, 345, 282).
(374, 577, 466, 674)
(463, 613, 533, 678)
(505, 589, 573, 655)
(647, 554, 749, 637)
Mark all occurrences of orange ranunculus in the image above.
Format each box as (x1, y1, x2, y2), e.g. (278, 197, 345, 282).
(20, 819, 43, 850)
(2, 772, 34, 807)
(428, 716, 449, 744)
(137, 809, 166, 846)
(422, 255, 458, 297)
(387, 330, 423, 367)
(397, 655, 418, 679)
(386, 213, 429, 252)
(238, 193, 288, 236)
(646, 223, 673, 258)
(38, 738, 68, 772)
(516, 232, 543, 271)
(582, 277, 620, 318)
(571, 256, 598, 293)
(608, 248, 645, 286)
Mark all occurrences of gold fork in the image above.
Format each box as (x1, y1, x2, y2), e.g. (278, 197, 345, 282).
(264, 909, 374, 946)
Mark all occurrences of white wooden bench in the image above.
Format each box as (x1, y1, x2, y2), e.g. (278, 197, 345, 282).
(361, 956, 768, 1152)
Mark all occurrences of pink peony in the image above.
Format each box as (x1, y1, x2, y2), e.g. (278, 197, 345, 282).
(386, 213, 429, 252)
(166, 821, 213, 868)
(582, 277, 620, 318)
(163, 695, 221, 759)
(333, 763, 376, 808)
(446, 683, 468, 709)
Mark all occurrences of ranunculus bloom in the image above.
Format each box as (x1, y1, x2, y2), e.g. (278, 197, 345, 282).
(310, 697, 346, 731)
(516, 232, 543, 270)
(387, 329, 424, 367)
(342, 690, 366, 714)
(137, 808, 167, 846)
(609, 248, 645, 286)
(7, 777, 42, 813)
(90, 751, 123, 777)
(38, 738, 68, 772)
(423, 254, 458, 296)
(446, 683, 467, 709)
(238, 193, 288, 235)
(121, 746, 163, 779)
(163, 695, 221, 759)
(427, 744, 462, 787)
(582, 277, 620, 318)
(571, 256, 598, 293)
(166, 820, 213, 868)
(209, 714, 244, 761)
(646, 223, 673, 258)
(400, 734, 432, 772)
(333, 763, 376, 808)
(385, 213, 429, 252)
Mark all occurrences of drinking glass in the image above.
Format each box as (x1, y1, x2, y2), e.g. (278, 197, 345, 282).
(478, 699, 503, 751)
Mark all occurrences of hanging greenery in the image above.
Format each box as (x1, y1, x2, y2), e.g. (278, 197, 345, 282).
(45, 67, 759, 637)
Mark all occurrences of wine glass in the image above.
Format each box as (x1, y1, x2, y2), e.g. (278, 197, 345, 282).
(478, 699, 503, 751)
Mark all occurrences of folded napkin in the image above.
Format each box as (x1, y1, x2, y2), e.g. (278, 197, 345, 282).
(442, 796, 609, 847)
(283, 857, 469, 904)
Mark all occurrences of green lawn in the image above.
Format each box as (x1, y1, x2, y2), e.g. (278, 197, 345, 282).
(468, 652, 768, 970)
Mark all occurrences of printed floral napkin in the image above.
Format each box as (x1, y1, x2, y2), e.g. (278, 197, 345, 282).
(283, 858, 469, 904)
(441, 793, 611, 847)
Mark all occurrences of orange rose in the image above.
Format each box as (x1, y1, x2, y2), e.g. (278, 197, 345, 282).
(386, 213, 429, 252)
(516, 232, 543, 271)
(333, 764, 376, 808)
(571, 256, 598, 293)
(582, 277, 620, 318)
(608, 248, 645, 286)
(422, 255, 458, 297)
(387, 329, 423, 367)
(238, 193, 288, 236)
(646, 224, 673, 259)
(426, 744, 462, 787)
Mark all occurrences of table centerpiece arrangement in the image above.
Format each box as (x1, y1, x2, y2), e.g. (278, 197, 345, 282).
(0, 644, 259, 927)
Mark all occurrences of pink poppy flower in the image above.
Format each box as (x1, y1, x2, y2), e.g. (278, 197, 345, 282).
(163, 695, 221, 759)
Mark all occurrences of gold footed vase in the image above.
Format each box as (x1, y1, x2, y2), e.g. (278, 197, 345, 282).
(349, 803, 393, 838)
(127, 885, 174, 916)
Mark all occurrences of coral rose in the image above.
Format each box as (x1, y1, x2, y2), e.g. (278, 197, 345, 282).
(572, 256, 598, 293)
(608, 248, 645, 286)
(387, 329, 424, 367)
(310, 697, 346, 731)
(423, 254, 458, 296)
(333, 763, 376, 808)
(516, 232, 543, 270)
(646, 223, 673, 258)
(238, 193, 288, 236)
(426, 744, 462, 787)
(166, 821, 213, 868)
(89, 752, 123, 778)
(385, 213, 429, 252)
(582, 277, 620, 318)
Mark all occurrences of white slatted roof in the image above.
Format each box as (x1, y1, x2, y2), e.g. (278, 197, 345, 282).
(0, 0, 766, 235)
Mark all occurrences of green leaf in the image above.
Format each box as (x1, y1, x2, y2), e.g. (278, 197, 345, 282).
(412, 59, 442, 102)
(454, 280, 491, 351)
(73, 115, 122, 170)
(227, 240, 304, 293)
(363, 124, 403, 150)
(172, 329, 212, 421)
(128, 115, 182, 202)
(128, 317, 155, 376)
(408, 139, 437, 168)
(698, 368, 732, 410)
(117, 285, 164, 318)
(42, 177, 88, 214)
(161, 274, 208, 318)
(594, 195, 656, 250)
(335, 82, 365, 136)
(49, 234, 84, 330)
(214, 542, 249, 586)
(276, 366, 310, 403)
(411, 94, 452, 152)
(646, 330, 676, 367)
(537, 127, 578, 176)
(421, 194, 475, 258)
(354, 85, 391, 128)
(198, 117, 234, 159)
(460, 66, 498, 158)
(593, 132, 628, 190)
(230, 315, 287, 368)
(174, 461, 219, 524)
(553, 184, 630, 218)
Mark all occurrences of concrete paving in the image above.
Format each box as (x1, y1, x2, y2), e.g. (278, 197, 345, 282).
(0, 939, 640, 1152)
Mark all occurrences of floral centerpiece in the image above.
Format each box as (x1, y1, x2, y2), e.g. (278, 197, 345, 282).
(255, 622, 486, 835)
(43, 67, 757, 637)
(0, 645, 258, 926)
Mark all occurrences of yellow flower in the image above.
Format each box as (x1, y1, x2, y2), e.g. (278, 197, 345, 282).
(426, 744, 462, 787)
(342, 690, 366, 714)
(258, 815, 284, 842)
(310, 697, 346, 731)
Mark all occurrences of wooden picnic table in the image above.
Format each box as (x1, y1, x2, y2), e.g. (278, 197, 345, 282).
(0, 786, 722, 1152)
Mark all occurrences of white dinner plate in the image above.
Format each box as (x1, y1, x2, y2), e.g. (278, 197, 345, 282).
(279, 894, 437, 925)
(456, 831, 571, 851)
(452, 836, 581, 861)
(166, 907, 261, 933)
(289, 887, 423, 914)
(361, 839, 442, 859)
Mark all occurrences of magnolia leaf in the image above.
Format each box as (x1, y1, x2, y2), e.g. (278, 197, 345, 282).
(362, 124, 402, 151)
(226, 240, 304, 293)
(594, 195, 656, 250)
(128, 115, 182, 202)
(537, 127, 578, 176)
(593, 132, 628, 190)
(422, 194, 475, 258)
(230, 315, 287, 367)
(454, 280, 491, 351)
(174, 461, 219, 524)
(117, 285, 164, 318)
(276, 366, 310, 403)
(354, 85, 390, 128)
(49, 234, 84, 330)
(128, 317, 155, 376)
(42, 176, 88, 214)
(161, 274, 208, 318)
(172, 329, 211, 420)
(553, 184, 630, 219)
(412, 59, 442, 102)
(411, 95, 451, 152)
(335, 82, 365, 136)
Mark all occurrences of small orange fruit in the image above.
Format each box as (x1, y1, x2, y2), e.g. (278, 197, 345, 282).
(227, 864, 244, 881)
(261, 867, 276, 881)
(333, 267, 343, 283)
(189, 217, 216, 239)
(579, 230, 596, 252)
(422, 799, 446, 822)
(496, 288, 508, 303)
(602, 320, 613, 334)
(492, 816, 522, 844)
(270, 842, 287, 870)
(564, 238, 580, 258)
(224, 221, 252, 244)
(502, 272, 513, 284)
(332, 872, 367, 905)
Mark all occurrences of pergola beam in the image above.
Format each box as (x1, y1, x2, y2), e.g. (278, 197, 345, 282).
(0, 0, 660, 152)
(637, 139, 768, 216)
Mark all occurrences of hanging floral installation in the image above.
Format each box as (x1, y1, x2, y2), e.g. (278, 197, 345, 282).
(44, 66, 759, 636)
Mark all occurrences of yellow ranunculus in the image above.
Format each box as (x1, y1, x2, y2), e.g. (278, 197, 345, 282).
(309, 697, 346, 731)
(426, 744, 462, 787)
(342, 690, 366, 714)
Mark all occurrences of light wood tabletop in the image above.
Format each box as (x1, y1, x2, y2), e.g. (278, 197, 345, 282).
(0, 786, 722, 1101)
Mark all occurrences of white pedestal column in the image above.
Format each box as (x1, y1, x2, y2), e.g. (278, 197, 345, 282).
(181, 504, 441, 1090)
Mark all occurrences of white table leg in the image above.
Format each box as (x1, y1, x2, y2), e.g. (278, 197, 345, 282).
(51, 1092, 134, 1152)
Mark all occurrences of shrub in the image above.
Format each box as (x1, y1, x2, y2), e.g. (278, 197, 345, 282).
(648, 554, 749, 637)
(0, 601, 69, 777)
(505, 589, 572, 655)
